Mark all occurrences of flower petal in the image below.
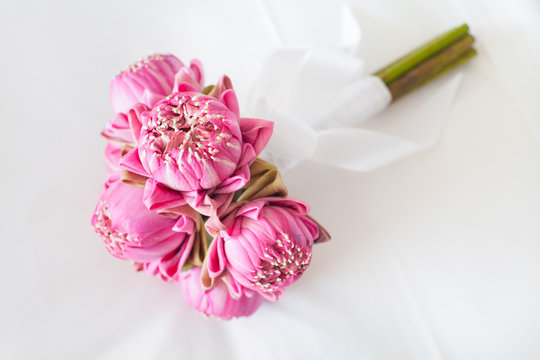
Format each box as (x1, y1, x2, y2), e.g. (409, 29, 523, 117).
(189, 59, 205, 86)
(143, 178, 186, 211)
(119, 148, 149, 177)
(239, 117, 274, 156)
(219, 89, 240, 119)
(205, 234, 227, 280)
(127, 103, 150, 141)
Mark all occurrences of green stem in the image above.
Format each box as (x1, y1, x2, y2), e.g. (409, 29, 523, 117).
(388, 34, 475, 99)
(389, 47, 477, 101)
(374, 24, 470, 85)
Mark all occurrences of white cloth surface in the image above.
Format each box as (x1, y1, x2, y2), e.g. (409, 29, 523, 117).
(1, 0, 539, 359)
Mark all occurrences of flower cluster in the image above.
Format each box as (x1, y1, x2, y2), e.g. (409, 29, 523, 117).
(92, 53, 330, 320)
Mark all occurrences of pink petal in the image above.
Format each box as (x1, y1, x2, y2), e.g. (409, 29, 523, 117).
(208, 75, 233, 99)
(179, 267, 264, 320)
(214, 166, 250, 194)
(222, 273, 244, 299)
(189, 59, 204, 86)
(101, 113, 133, 144)
(205, 235, 226, 279)
(119, 148, 149, 177)
(235, 200, 265, 220)
(173, 68, 201, 92)
(219, 89, 240, 119)
(239, 117, 274, 156)
(174, 82, 199, 93)
(141, 89, 164, 109)
(236, 144, 257, 168)
(143, 178, 186, 211)
(127, 103, 150, 141)
(173, 216, 196, 234)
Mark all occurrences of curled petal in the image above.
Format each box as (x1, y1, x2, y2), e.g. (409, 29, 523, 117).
(119, 148, 149, 177)
(143, 178, 187, 212)
(173, 67, 202, 92)
(219, 89, 240, 119)
(153, 233, 195, 280)
(189, 59, 204, 86)
(173, 79, 200, 93)
(235, 200, 265, 220)
(102, 113, 133, 144)
(239, 117, 274, 156)
(306, 215, 331, 243)
(179, 266, 264, 320)
(221, 272, 246, 299)
(182, 190, 234, 218)
(208, 75, 233, 99)
(213, 165, 250, 195)
(121, 235, 183, 263)
(237, 143, 257, 168)
(202, 234, 227, 284)
(127, 103, 150, 141)
(173, 216, 196, 234)
(204, 201, 241, 235)
(265, 197, 310, 215)
(206, 234, 227, 279)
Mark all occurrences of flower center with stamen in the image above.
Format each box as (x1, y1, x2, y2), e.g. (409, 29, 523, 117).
(251, 233, 312, 293)
(93, 202, 141, 257)
(148, 95, 223, 161)
(126, 54, 165, 74)
(140, 93, 242, 190)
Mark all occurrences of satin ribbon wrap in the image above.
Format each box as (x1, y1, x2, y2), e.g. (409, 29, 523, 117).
(249, 2, 464, 172)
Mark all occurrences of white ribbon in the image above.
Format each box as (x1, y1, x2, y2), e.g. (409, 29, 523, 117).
(250, 1, 464, 172)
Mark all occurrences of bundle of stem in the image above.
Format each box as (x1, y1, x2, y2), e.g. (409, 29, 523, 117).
(373, 24, 476, 101)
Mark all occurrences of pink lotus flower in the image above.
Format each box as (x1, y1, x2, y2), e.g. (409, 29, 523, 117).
(109, 54, 204, 114)
(203, 198, 322, 301)
(120, 86, 273, 216)
(91, 178, 195, 265)
(179, 266, 264, 320)
(140, 92, 244, 191)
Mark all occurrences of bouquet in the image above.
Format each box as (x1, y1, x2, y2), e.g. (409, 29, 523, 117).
(92, 54, 330, 320)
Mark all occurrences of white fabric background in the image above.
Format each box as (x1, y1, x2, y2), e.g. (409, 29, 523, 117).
(1, 0, 539, 359)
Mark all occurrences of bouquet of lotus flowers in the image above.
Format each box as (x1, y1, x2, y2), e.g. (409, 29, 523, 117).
(92, 54, 330, 320)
